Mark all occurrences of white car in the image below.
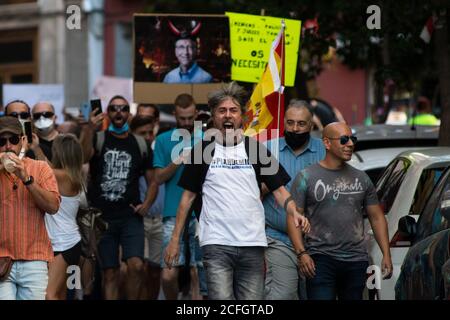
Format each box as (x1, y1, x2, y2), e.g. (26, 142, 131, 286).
(365, 147, 450, 299)
(348, 147, 433, 184)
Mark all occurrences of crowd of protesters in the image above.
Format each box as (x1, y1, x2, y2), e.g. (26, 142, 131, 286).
(0, 82, 393, 300)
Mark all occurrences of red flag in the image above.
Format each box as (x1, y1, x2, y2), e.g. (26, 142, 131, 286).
(420, 15, 435, 44)
(244, 22, 285, 141)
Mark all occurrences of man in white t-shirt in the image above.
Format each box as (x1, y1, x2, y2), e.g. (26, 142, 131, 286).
(163, 82, 310, 300)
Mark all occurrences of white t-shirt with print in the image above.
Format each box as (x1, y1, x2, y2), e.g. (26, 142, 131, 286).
(199, 141, 267, 247)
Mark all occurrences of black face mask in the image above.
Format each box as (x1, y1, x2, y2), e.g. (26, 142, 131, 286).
(284, 130, 310, 150)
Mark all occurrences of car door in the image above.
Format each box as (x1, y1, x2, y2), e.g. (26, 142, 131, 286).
(396, 168, 450, 299)
(368, 157, 445, 299)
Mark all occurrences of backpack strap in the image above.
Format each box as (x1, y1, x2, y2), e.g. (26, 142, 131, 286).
(131, 133, 148, 159)
(244, 136, 262, 192)
(189, 138, 216, 220)
(95, 131, 105, 155)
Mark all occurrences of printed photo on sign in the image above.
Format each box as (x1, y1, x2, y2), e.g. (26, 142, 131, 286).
(134, 15, 231, 84)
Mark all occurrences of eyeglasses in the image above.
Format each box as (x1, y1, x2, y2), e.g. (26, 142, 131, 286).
(0, 135, 20, 147)
(108, 104, 130, 113)
(326, 135, 358, 145)
(32, 111, 54, 121)
(9, 112, 31, 120)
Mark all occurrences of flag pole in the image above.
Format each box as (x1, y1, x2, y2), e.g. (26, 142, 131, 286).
(275, 20, 285, 158)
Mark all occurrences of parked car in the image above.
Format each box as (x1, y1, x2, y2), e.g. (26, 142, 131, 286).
(349, 147, 433, 184)
(395, 166, 450, 299)
(351, 124, 439, 151)
(365, 147, 450, 300)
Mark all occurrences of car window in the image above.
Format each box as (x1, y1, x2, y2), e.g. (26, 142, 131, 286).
(416, 169, 450, 241)
(366, 168, 384, 185)
(376, 158, 411, 214)
(410, 167, 445, 215)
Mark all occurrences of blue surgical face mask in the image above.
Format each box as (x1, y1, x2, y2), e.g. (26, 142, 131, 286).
(0, 111, 4, 117)
(108, 122, 129, 134)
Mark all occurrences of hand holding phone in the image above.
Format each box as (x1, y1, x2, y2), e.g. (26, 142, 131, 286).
(23, 121, 33, 144)
(90, 99, 102, 115)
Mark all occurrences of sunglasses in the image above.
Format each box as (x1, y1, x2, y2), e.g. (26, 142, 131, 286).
(108, 104, 130, 113)
(32, 111, 54, 121)
(0, 135, 20, 147)
(327, 135, 358, 145)
(9, 112, 31, 120)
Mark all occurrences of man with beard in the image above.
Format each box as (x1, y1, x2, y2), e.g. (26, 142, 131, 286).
(31, 102, 59, 161)
(288, 122, 393, 300)
(164, 83, 311, 300)
(263, 99, 325, 300)
(0, 116, 60, 300)
(4, 100, 47, 161)
(81, 95, 158, 300)
(153, 93, 204, 300)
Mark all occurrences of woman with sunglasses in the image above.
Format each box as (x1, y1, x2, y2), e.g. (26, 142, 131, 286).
(44, 134, 84, 300)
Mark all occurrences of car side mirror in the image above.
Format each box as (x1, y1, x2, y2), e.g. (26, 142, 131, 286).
(398, 215, 417, 239)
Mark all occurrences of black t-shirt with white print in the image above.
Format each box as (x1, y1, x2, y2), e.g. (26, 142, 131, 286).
(88, 131, 153, 220)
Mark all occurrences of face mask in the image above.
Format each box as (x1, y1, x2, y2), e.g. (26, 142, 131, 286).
(34, 117, 54, 134)
(284, 130, 310, 150)
(0, 111, 4, 117)
(108, 122, 129, 135)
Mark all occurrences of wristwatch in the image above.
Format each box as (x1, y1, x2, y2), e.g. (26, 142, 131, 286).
(22, 175, 34, 186)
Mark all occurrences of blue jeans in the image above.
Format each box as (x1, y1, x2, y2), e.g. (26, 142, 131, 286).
(306, 254, 369, 300)
(0, 260, 48, 300)
(202, 245, 264, 300)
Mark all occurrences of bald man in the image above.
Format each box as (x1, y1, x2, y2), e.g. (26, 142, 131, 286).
(287, 122, 392, 300)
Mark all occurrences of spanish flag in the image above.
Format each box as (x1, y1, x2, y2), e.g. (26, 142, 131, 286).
(244, 22, 285, 141)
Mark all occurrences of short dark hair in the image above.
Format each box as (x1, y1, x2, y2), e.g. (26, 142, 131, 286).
(5, 99, 30, 114)
(174, 94, 195, 109)
(285, 99, 314, 118)
(108, 95, 129, 106)
(208, 82, 248, 114)
(130, 116, 154, 132)
(416, 96, 431, 113)
(137, 103, 159, 118)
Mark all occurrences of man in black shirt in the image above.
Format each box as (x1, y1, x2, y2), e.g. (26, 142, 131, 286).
(31, 102, 59, 161)
(5, 100, 47, 161)
(82, 95, 158, 300)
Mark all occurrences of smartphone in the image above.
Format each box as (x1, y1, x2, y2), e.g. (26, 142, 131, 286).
(90, 99, 102, 116)
(80, 102, 91, 121)
(24, 121, 33, 144)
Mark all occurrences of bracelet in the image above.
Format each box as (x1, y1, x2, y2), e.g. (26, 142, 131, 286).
(283, 196, 294, 212)
(296, 250, 308, 258)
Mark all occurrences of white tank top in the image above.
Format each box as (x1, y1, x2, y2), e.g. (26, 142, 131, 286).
(45, 193, 82, 252)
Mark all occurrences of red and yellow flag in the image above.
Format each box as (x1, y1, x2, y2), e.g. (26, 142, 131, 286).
(244, 22, 285, 141)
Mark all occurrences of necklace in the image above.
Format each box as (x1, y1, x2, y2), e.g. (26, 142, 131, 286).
(2, 171, 19, 190)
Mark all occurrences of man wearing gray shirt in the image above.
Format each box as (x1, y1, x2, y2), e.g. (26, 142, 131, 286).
(287, 122, 393, 300)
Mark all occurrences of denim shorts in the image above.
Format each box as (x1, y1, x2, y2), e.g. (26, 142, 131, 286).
(161, 217, 199, 268)
(97, 214, 144, 269)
